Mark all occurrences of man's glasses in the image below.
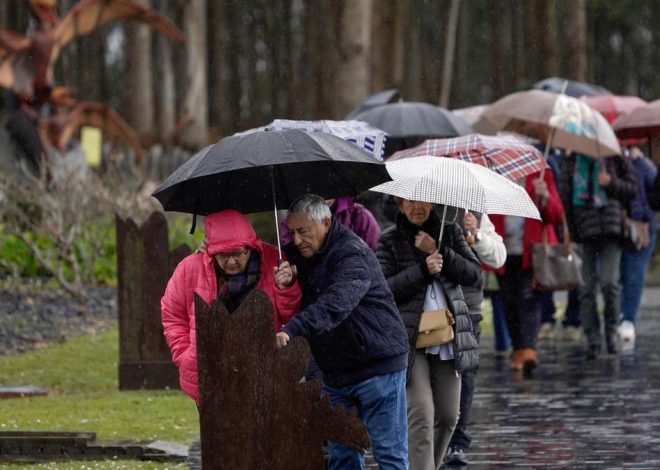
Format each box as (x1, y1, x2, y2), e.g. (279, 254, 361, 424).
(216, 248, 249, 263)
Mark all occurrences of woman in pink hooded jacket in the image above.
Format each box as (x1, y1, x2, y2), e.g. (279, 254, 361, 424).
(161, 209, 302, 403)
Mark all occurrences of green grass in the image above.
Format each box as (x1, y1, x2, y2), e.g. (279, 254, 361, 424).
(0, 327, 199, 469)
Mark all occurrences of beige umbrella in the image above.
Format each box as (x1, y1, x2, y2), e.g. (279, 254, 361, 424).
(474, 89, 621, 158)
(612, 99, 660, 141)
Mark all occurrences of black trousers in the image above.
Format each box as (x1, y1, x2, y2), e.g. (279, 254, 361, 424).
(448, 318, 481, 451)
(498, 255, 540, 350)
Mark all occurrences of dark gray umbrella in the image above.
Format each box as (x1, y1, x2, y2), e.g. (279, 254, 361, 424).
(532, 76, 611, 98)
(345, 88, 401, 119)
(352, 101, 473, 141)
(152, 129, 390, 254)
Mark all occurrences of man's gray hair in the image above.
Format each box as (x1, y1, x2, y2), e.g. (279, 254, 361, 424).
(288, 193, 331, 223)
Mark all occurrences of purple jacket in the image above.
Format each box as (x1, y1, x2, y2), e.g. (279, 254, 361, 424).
(280, 197, 381, 250)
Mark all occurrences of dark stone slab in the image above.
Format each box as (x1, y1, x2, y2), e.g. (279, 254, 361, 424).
(0, 386, 48, 399)
(0, 431, 186, 463)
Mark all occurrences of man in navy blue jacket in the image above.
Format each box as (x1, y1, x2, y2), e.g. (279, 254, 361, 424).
(276, 193, 410, 470)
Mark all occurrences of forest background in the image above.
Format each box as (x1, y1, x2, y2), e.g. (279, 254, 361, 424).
(2, 0, 659, 151)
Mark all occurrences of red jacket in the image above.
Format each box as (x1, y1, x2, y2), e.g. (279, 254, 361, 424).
(490, 170, 564, 271)
(161, 210, 301, 402)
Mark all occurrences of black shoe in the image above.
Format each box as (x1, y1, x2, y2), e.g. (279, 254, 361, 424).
(606, 333, 619, 354)
(586, 344, 599, 360)
(445, 446, 468, 466)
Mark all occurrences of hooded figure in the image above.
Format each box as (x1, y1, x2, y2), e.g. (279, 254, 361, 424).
(161, 209, 302, 402)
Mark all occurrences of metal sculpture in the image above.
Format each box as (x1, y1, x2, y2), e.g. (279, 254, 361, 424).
(0, 0, 185, 166)
(195, 289, 371, 469)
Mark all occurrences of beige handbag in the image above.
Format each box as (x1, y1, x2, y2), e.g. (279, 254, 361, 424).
(416, 308, 455, 349)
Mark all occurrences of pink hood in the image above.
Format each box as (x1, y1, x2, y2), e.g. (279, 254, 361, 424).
(205, 210, 261, 254)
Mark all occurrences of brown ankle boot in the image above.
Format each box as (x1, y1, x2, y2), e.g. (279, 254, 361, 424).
(521, 348, 538, 374)
(510, 349, 524, 371)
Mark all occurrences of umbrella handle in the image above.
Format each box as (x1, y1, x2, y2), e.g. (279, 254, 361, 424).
(437, 204, 448, 251)
(270, 165, 283, 263)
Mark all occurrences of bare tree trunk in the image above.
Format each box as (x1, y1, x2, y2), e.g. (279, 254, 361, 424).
(511, 0, 526, 90)
(564, 0, 587, 80)
(370, 1, 398, 92)
(181, 0, 209, 148)
(225, 0, 241, 134)
(392, 0, 407, 88)
(538, 0, 558, 77)
(123, 0, 154, 142)
(0, 2, 9, 29)
(439, 0, 461, 108)
(335, 0, 372, 118)
(489, 0, 504, 99)
(157, 32, 176, 142)
(208, 0, 225, 139)
(306, 0, 336, 118)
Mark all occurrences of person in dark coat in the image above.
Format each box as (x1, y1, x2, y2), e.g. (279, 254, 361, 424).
(558, 153, 638, 358)
(619, 146, 657, 347)
(376, 198, 480, 469)
(275, 193, 409, 470)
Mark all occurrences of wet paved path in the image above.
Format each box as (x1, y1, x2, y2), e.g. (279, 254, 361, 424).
(460, 287, 660, 469)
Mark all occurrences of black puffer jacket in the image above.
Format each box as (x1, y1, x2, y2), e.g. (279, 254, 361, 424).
(375, 211, 481, 380)
(559, 154, 638, 243)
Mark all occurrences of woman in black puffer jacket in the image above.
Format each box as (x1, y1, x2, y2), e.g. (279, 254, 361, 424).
(376, 198, 480, 470)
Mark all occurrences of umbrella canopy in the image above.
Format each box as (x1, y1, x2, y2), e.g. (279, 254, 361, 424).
(580, 95, 647, 125)
(612, 99, 660, 140)
(388, 133, 548, 182)
(237, 119, 388, 160)
(474, 89, 621, 158)
(152, 129, 391, 216)
(533, 77, 611, 98)
(352, 101, 473, 140)
(369, 157, 541, 220)
(345, 88, 401, 119)
(451, 104, 490, 126)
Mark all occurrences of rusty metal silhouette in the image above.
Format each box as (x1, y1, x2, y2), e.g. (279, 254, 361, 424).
(195, 289, 370, 469)
(116, 211, 190, 390)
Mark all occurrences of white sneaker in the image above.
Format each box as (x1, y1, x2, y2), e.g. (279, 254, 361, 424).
(563, 326, 582, 342)
(538, 322, 555, 340)
(618, 320, 635, 345)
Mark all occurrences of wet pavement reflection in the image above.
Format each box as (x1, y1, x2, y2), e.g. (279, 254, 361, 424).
(461, 288, 660, 469)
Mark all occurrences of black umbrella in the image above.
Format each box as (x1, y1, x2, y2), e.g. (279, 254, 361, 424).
(352, 101, 473, 155)
(152, 129, 391, 255)
(532, 76, 611, 98)
(344, 88, 401, 119)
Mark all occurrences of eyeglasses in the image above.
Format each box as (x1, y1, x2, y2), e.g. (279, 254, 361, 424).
(215, 248, 249, 263)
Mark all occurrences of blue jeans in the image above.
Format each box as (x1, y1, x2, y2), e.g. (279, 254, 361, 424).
(563, 288, 582, 328)
(580, 241, 622, 347)
(324, 370, 408, 470)
(539, 291, 556, 324)
(621, 229, 657, 324)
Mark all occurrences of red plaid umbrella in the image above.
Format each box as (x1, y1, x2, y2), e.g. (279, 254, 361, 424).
(388, 133, 548, 182)
(580, 95, 646, 124)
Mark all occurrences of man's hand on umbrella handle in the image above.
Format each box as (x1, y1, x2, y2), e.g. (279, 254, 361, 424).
(598, 166, 612, 187)
(415, 231, 437, 255)
(275, 331, 290, 349)
(274, 261, 296, 289)
(426, 252, 444, 274)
